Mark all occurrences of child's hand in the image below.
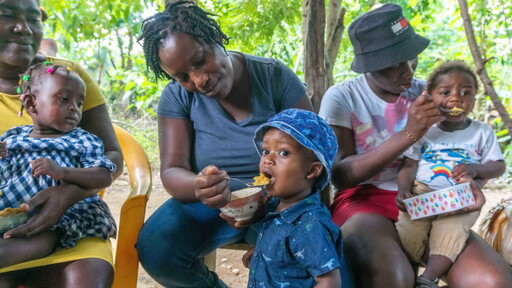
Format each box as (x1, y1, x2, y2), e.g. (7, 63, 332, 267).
(451, 164, 477, 182)
(458, 177, 485, 213)
(395, 190, 412, 212)
(31, 158, 64, 180)
(242, 247, 255, 268)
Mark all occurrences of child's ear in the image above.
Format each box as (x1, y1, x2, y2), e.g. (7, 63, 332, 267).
(20, 93, 36, 113)
(306, 161, 323, 180)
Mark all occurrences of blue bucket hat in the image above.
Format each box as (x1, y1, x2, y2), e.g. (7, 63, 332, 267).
(253, 109, 338, 192)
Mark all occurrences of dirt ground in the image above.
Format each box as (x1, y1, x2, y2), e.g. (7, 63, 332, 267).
(104, 171, 511, 288)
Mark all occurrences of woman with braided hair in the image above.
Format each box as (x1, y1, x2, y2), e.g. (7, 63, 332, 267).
(0, 0, 122, 286)
(136, 1, 313, 287)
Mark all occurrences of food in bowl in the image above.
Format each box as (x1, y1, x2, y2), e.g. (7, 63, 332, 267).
(0, 207, 24, 217)
(220, 187, 263, 221)
(252, 173, 270, 186)
(0, 207, 30, 234)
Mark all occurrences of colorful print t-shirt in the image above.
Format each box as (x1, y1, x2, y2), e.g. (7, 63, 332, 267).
(319, 75, 425, 190)
(404, 120, 504, 190)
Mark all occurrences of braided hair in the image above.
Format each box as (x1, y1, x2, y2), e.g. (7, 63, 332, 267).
(17, 61, 78, 116)
(138, 0, 230, 81)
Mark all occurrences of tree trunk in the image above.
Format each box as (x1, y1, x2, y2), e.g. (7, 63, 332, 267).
(457, 0, 512, 136)
(325, 0, 345, 88)
(302, 0, 327, 112)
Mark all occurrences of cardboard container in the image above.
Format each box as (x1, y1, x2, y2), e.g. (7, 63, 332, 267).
(403, 182, 475, 220)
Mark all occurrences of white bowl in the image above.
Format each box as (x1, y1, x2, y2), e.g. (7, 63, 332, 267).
(220, 187, 263, 221)
(403, 182, 474, 220)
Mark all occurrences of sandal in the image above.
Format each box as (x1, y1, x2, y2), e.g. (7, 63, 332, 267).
(415, 275, 440, 288)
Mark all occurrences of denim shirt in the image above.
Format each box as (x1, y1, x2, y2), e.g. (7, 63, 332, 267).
(248, 193, 344, 288)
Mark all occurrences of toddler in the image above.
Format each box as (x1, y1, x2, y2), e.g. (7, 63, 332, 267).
(395, 60, 506, 288)
(244, 108, 349, 287)
(0, 62, 117, 268)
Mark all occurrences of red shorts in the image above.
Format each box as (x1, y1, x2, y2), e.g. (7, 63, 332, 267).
(330, 184, 399, 226)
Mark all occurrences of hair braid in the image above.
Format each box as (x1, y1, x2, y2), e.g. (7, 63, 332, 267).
(138, 0, 230, 81)
(18, 62, 75, 115)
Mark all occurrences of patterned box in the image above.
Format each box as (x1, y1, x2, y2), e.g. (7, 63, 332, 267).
(403, 182, 475, 220)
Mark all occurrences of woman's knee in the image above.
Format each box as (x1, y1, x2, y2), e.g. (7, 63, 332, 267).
(136, 202, 204, 277)
(62, 258, 114, 288)
(341, 213, 415, 288)
(445, 232, 512, 288)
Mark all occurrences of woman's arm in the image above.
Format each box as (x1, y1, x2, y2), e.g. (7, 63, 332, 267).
(158, 117, 230, 207)
(158, 116, 195, 201)
(79, 104, 123, 179)
(292, 94, 314, 111)
(396, 157, 418, 211)
(331, 94, 443, 190)
(4, 184, 94, 238)
(331, 125, 415, 190)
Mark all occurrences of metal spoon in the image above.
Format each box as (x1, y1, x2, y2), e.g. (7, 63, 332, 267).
(225, 177, 253, 187)
(439, 107, 464, 115)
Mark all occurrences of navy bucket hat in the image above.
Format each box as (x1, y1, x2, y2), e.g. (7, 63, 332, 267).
(349, 3, 430, 73)
(253, 109, 338, 192)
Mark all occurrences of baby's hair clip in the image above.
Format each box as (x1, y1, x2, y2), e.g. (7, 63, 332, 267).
(43, 61, 52, 65)
(47, 67, 55, 74)
(22, 75, 30, 81)
(66, 67, 72, 71)
(16, 87, 21, 94)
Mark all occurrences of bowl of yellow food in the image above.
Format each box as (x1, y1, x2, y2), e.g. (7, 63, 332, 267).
(0, 207, 30, 234)
(220, 187, 264, 221)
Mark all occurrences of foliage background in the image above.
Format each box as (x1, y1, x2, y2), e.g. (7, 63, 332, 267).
(41, 0, 512, 181)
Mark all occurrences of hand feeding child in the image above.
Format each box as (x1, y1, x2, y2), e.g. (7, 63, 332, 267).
(242, 108, 348, 287)
(0, 62, 117, 268)
(395, 60, 506, 288)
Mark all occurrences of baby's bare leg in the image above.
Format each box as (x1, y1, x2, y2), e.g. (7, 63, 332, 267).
(0, 230, 58, 268)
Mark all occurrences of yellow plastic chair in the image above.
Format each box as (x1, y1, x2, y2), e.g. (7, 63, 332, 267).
(111, 124, 152, 288)
(0, 124, 152, 288)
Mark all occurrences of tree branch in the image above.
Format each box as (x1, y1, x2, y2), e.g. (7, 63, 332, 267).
(325, 1, 345, 88)
(458, 0, 512, 135)
(302, 0, 327, 112)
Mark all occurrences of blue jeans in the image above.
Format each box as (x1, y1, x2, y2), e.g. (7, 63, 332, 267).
(136, 198, 257, 287)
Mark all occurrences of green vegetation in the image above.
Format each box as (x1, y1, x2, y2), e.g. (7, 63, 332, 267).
(42, 0, 512, 181)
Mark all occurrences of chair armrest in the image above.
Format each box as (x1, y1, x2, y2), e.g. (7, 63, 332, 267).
(112, 124, 152, 288)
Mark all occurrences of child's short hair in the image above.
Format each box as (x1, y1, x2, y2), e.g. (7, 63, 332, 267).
(253, 109, 338, 192)
(426, 60, 479, 94)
